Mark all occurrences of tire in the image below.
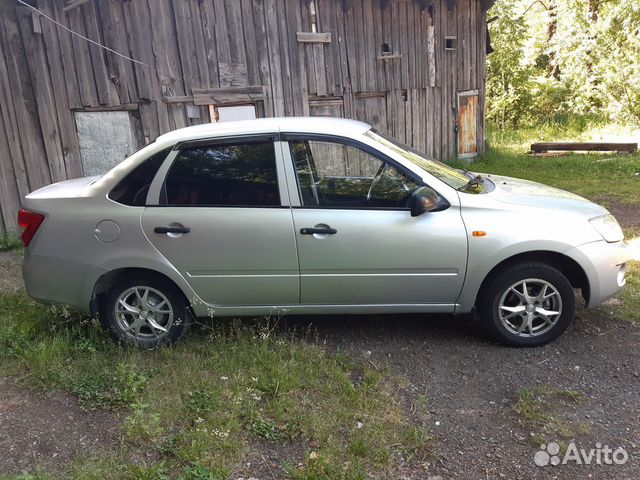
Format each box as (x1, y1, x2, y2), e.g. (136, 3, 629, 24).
(100, 274, 192, 347)
(479, 262, 575, 347)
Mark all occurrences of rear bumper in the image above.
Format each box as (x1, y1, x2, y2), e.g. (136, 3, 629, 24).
(566, 240, 631, 308)
(22, 250, 109, 313)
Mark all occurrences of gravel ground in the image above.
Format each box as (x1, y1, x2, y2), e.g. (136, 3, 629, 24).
(1, 201, 638, 478)
(0, 377, 121, 474)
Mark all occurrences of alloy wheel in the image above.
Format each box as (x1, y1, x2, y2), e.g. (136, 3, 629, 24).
(498, 278, 563, 337)
(114, 286, 174, 341)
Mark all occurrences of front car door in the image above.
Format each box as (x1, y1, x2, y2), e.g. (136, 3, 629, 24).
(280, 134, 468, 310)
(141, 135, 299, 307)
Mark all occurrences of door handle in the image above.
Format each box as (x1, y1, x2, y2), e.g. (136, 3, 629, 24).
(154, 226, 191, 234)
(300, 227, 337, 235)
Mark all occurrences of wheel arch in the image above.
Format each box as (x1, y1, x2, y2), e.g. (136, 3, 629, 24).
(90, 267, 192, 318)
(473, 250, 590, 309)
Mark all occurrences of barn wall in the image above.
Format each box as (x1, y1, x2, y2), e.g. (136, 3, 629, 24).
(0, 0, 488, 234)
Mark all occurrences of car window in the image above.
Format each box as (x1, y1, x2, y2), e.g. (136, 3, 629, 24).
(164, 141, 280, 206)
(108, 147, 170, 206)
(289, 139, 420, 209)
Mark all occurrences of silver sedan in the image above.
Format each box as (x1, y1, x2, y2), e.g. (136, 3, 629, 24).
(20, 118, 631, 347)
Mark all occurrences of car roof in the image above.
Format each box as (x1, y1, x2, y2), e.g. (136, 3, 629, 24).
(155, 116, 372, 145)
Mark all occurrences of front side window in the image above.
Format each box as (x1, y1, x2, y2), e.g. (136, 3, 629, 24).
(289, 139, 420, 209)
(164, 141, 280, 206)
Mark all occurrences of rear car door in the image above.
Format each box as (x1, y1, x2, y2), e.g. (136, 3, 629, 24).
(141, 135, 299, 306)
(282, 135, 468, 308)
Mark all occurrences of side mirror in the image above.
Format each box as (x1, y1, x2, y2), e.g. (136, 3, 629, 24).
(409, 186, 441, 217)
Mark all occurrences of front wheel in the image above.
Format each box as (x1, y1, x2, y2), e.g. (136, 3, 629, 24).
(100, 274, 192, 347)
(479, 263, 576, 347)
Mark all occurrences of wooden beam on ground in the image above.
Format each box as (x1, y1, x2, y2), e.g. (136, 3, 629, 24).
(530, 142, 638, 154)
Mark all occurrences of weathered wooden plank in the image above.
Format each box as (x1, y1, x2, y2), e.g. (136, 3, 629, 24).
(95, 0, 135, 104)
(66, 7, 99, 106)
(187, 1, 212, 89)
(63, 0, 91, 12)
(212, 0, 232, 65)
(124, 0, 169, 136)
(37, 0, 83, 179)
(82, 0, 119, 105)
(300, 1, 318, 96)
(333, 0, 351, 95)
(198, 0, 221, 89)
(50, 1, 83, 109)
(224, 0, 248, 66)
(0, 104, 22, 232)
(318, 0, 337, 95)
(263, 0, 285, 116)
(362, 0, 376, 91)
(285, 1, 309, 115)
(17, 9, 67, 182)
(531, 142, 638, 153)
(427, 24, 436, 87)
(149, 0, 187, 101)
(239, 0, 259, 86)
(406, 1, 416, 90)
(1, 7, 51, 190)
(371, 0, 386, 91)
(274, 0, 296, 114)
(218, 63, 249, 87)
(296, 31, 331, 43)
(249, 0, 274, 117)
(73, 103, 139, 112)
(192, 85, 265, 95)
(0, 15, 30, 200)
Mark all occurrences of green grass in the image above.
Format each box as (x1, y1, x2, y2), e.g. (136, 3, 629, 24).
(515, 386, 590, 444)
(451, 124, 640, 205)
(0, 293, 430, 479)
(0, 234, 22, 252)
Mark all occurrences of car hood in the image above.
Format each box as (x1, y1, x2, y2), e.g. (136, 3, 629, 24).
(483, 174, 609, 217)
(25, 175, 102, 199)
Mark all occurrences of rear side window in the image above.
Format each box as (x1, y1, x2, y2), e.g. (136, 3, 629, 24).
(108, 148, 170, 206)
(164, 141, 280, 206)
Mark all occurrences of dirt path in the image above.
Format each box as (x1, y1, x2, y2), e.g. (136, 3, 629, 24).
(296, 309, 639, 479)
(0, 377, 121, 474)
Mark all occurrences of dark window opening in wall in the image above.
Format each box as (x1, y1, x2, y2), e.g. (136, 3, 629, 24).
(309, 1, 318, 33)
(381, 42, 392, 55)
(445, 36, 457, 51)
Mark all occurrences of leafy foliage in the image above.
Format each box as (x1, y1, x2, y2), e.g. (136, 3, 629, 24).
(487, 0, 640, 127)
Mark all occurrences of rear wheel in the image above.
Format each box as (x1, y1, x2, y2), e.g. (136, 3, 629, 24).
(479, 263, 575, 347)
(101, 274, 191, 347)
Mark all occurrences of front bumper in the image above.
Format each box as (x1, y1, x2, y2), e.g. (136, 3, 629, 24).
(566, 240, 632, 308)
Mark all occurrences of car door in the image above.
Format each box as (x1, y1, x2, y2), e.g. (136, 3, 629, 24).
(281, 134, 468, 308)
(141, 135, 299, 306)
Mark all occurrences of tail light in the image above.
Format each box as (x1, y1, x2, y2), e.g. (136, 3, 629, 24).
(18, 209, 45, 247)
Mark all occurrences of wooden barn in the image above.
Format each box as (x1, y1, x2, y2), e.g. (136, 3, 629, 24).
(0, 0, 494, 234)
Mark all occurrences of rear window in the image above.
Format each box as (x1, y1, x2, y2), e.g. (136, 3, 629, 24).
(108, 148, 170, 206)
(163, 141, 280, 206)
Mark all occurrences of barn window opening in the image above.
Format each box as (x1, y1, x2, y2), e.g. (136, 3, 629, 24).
(445, 36, 457, 50)
(309, 1, 318, 33)
(209, 104, 257, 123)
(381, 42, 392, 55)
(74, 111, 140, 176)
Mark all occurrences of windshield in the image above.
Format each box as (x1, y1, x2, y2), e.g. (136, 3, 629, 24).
(365, 130, 472, 190)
